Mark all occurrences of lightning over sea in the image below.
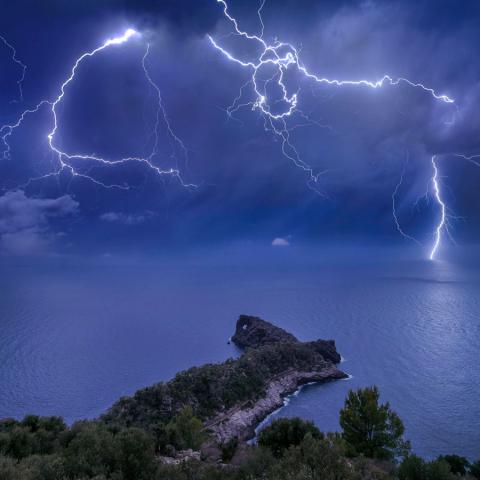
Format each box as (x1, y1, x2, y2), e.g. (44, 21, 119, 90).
(1, 0, 480, 466)
(1, 0, 479, 259)
(208, 0, 480, 260)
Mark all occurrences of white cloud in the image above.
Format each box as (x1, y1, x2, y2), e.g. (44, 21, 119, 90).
(272, 237, 290, 247)
(0, 190, 78, 255)
(100, 211, 153, 226)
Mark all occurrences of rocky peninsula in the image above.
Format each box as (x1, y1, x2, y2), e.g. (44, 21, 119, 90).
(103, 315, 347, 446)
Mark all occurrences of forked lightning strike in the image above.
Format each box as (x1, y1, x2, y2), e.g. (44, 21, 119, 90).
(208, 0, 466, 260)
(0, 33, 27, 103)
(429, 156, 446, 260)
(392, 153, 421, 245)
(1, 2, 477, 260)
(0, 29, 194, 190)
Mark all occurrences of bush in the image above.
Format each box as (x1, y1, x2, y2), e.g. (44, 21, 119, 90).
(266, 434, 355, 480)
(398, 455, 456, 480)
(470, 460, 480, 479)
(166, 407, 205, 451)
(340, 386, 409, 459)
(116, 428, 156, 480)
(398, 455, 426, 480)
(220, 437, 238, 462)
(258, 417, 323, 457)
(438, 454, 469, 476)
(62, 422, 118, 478)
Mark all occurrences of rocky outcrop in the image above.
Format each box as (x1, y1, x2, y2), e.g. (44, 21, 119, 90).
(232, 315, 341, 364)
(203, 315, 347, 443)
(231, 315, 297, 348)
(158, 449, 201, 465)
(104, 315, 346, 447)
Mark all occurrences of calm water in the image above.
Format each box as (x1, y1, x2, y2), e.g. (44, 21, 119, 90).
(1, 246, 479, 460)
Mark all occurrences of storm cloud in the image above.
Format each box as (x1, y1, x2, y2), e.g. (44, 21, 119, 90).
(0, 0, 479, 253)
(0, 191, 78, 255)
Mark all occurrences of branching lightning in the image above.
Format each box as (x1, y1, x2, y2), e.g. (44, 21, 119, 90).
(208, 0, 466, 259)
(1, 3, 477, 260)
(392, 153, 421, 245)
(0, 28, 194, 190)
(454, 153, 480, 167)
(429, 156, 446, 260)
(0, 33, 27, 103)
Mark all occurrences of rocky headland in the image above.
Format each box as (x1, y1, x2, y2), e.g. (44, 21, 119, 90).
(103, 315, 346, 447)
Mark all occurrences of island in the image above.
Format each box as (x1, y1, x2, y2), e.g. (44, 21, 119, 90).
(103, 315, 347, 449)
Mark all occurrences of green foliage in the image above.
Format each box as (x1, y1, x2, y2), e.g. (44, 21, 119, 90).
(103, 341, 333, 430)
(398, 455, 456, 480)
(258, 417, 323, 457)
(62, 422, 118, 478)
(470, 459, 480, 479)
(438, 454, 469, 476)
(166, 406, 206, 451)
(398, 455, 426, 480)
(267, 433, 355, 480)
(0, 416, 66, 460)
(0, 417, 158, 480)
(0, 388, 473, 480)
(115, 428, 156, 480)
(0, 455, 18, 480)
(424, 459, 455, 480)
(339, 386, 409, 459)
(220, 437, 238, 463)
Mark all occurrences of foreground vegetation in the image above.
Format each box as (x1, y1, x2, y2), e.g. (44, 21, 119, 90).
(0, 386, 478, 479)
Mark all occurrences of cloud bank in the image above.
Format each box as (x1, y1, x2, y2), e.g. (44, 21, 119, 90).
(0, 191, 78, 255)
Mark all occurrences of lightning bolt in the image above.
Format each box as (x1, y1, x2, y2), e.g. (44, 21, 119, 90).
(392, 152, 421, 245)
(429, 156, 446, 260)
(209, 0, 465, 258)
(0, 33, 27, 103)
(1, 28, 195, 190)
(454, 153, 480, 167)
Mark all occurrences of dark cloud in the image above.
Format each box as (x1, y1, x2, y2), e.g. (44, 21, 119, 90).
(0, 191, 78, 255)
(0, 0, 479, 252)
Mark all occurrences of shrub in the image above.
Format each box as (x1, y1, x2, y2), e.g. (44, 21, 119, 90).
(438, 454, 469, 476)
(258, 417, 323, 457)
(166, 406, 205, 451)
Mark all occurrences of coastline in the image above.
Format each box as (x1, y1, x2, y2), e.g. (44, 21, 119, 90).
(252, 373, 353, 441)
(103, 315, 347, 451)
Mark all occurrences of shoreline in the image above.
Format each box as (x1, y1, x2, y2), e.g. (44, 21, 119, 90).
(104, 315, 347, 452)
(251, 373, 353, 441)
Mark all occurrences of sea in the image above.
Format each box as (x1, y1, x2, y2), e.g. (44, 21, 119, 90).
(1, 245, 479, 460)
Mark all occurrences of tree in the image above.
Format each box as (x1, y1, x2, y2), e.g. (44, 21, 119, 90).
(258, 417, 323, 458)
(398, 455, 456, 480)
(220, 437, 238, 462)
(166, 406, 205, 451)
(470, 460, 480, 479)
(266, 434, 355, 480)
(339, 386, 409, 459)
(116, 428, 156, 480)
(438, 454, 469, 476)
(424, 459, 455, 480)
(62, 422, 117, 478)
(398, 455, 426, 480)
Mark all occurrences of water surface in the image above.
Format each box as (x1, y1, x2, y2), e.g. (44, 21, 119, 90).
(1, 246, 478, 459)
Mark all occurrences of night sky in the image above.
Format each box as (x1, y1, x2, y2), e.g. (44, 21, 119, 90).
(1, 0, 479, 256)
